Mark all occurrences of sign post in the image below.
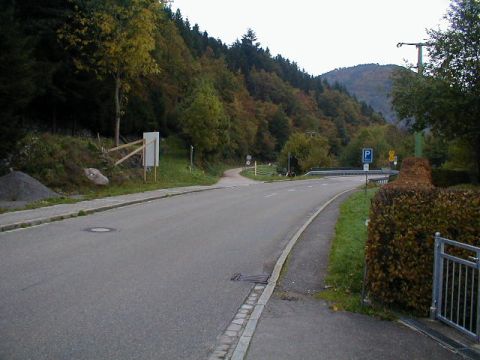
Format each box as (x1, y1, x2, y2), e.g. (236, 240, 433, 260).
(362, 148, 373, 195)
(287, 152, 291, 176)
(190, 145, 194, 172)
(246, 154, 252, 168)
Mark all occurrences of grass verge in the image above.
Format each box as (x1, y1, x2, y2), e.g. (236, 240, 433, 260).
(241, 164, 281, 181)
(315, 188, 396, 320)
(0, 134, 231, 213)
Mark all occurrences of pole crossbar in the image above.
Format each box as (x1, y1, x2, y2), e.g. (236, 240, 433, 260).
(107, 139, 144, 153)
(114, 139, 156, 167)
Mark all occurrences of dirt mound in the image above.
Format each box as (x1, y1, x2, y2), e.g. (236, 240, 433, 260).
(0, 171, 59, 202)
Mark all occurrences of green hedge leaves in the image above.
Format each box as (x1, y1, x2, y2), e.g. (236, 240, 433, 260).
(365, 158, 480, 314)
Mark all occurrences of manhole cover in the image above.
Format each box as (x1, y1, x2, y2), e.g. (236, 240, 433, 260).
(85, 227, 116, 233)
(231, 273, 270, 284)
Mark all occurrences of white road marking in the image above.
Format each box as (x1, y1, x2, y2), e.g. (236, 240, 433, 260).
(264, 193, 277, 198)
(0, 222, 49, 234)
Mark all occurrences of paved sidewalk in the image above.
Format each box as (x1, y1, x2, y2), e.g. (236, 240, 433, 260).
(246, 192, 464, 360)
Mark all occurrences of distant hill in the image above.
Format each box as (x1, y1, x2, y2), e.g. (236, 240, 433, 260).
(321, 64, 403, 124)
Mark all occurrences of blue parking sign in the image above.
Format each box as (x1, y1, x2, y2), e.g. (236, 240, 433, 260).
(362, 148, 373, 163)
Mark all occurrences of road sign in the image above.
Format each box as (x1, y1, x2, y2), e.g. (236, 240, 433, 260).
(389, 150, 395, 162)
(246, 160, 251, 166)
(246, 155, 252, 161)
(363, 163, 369, 171)
(362, 148, 373, 164)
(143, 132, 160, 167)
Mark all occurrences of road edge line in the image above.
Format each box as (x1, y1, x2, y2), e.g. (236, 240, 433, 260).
(230, 187, 356, 360)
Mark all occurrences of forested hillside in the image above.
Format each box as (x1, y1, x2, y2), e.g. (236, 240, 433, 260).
(321, 64, 402, 123)
(0, 0, 385, 166)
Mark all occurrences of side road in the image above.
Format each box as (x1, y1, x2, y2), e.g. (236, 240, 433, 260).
(0, 168, 256, 232)
(245, 191, 463, 360)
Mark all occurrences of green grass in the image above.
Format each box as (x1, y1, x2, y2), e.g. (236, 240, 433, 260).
(241, 164, 281, 181)
(316, 188, 396, 320)
(2, 134, 231, 213)
(83, 156, 224, 199)
(24, 196, 81, 210)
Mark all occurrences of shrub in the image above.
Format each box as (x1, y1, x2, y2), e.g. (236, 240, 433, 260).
(11, 133, 107, 191)
(432, 168, 471, 187)
(386, 157, 433, 189)
(365, 157, 480, 314)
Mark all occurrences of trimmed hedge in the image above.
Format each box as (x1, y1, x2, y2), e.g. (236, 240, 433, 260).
(386, 157, 433, 189)
(432, 168, 471, 188)
(365, 158, 480, 314)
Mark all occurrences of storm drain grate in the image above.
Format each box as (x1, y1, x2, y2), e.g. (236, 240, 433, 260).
(231, 273, 270, 285)
(85, 227, 116, 233)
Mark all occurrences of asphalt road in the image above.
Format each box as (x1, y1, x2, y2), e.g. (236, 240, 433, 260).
(0, 176, 366, 360)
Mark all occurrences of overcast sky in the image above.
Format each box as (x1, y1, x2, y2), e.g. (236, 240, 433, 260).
(171, 0, 451, 75)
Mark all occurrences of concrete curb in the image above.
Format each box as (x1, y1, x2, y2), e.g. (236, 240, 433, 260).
(0, 187, 222, 232)
(230, 187, 356, 360)
(400, 318, 480, 360)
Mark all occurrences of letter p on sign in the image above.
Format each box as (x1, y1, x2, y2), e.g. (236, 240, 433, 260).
(362, 148, 373, 164)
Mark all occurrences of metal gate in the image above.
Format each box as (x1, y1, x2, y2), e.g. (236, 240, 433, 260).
(431, 232, 480, 341)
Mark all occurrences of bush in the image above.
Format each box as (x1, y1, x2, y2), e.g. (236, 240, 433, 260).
(11, 133, 108, 191)
(365, 157, 480, 314)
(386, 157, 433, 189)
(432, 168, 471, 187)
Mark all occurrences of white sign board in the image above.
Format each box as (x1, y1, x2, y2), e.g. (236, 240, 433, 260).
(363, 163, 369, 171)
(143, 132, 160, 167)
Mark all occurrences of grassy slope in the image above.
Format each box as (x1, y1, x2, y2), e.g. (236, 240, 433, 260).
(316, 188, 396, 319)
(1, 134, 229, 212)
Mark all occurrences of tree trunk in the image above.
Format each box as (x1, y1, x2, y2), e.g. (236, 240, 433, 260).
(114, 75, 121, 147)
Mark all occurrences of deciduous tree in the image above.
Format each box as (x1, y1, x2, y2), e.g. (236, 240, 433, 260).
(279, 132, 334, 173)
(60, 0, 162, 145)
(392, 0, 480, 177)
(179, 79, 230, 161)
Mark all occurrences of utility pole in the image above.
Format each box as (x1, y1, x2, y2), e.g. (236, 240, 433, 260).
(397, 42, 429, 157)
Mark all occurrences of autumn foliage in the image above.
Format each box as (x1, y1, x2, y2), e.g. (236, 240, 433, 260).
(0, 1, 385, 165)
(366, 158, 480, 313)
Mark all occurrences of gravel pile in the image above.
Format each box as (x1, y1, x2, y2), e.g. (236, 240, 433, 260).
(0, 171, 59, 202)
